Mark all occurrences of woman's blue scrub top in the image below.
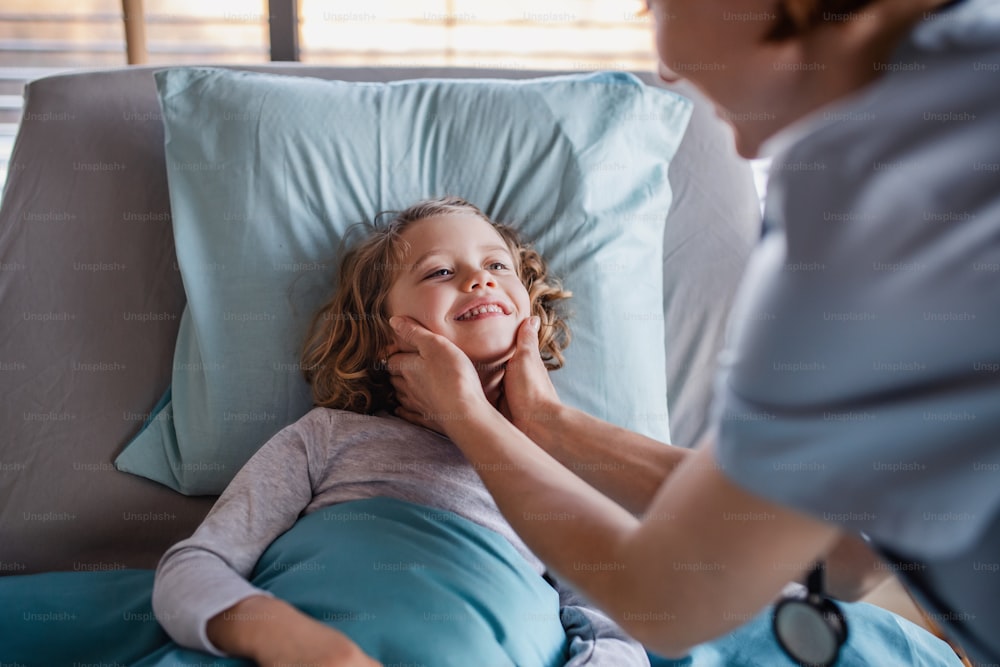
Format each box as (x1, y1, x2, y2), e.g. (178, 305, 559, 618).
(713, 0, 1000, 663)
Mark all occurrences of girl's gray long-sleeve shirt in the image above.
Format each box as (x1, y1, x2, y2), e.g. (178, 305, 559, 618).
(153, 407, 649, 666)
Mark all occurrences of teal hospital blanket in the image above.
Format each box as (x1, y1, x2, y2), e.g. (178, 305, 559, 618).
(0, 497, 964, 666)
(1, 497, 569, 667)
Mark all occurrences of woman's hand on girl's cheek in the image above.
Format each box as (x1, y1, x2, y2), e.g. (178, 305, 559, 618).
(386, 316, 492, 434)
(499, 317, 564, 438)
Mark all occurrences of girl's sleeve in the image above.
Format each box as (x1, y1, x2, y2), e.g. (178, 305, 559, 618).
(152, 415, 319, 656)
(550, 574, 650, 666)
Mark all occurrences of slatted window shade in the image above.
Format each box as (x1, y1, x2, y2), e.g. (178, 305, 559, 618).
(299, 0, 656, 71)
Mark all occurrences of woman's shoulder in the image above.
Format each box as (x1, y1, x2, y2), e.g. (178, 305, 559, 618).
(773, 1, 999, 164)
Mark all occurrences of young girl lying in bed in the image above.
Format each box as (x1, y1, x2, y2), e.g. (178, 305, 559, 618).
(152, 196, 649, 667)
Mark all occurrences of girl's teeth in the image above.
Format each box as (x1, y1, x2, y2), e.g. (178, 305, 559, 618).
(459, 305, 502, 320)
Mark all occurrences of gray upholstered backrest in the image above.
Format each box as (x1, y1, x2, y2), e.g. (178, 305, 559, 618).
(0, 65, 759, 573)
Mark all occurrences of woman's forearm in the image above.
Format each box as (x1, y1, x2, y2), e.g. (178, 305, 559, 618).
(524, 401, 689, 515)
(446, 403, 643, 610)
(386, 317, 837, 654)
(535, 404, 884, 603)
(443, 404, 838, 656)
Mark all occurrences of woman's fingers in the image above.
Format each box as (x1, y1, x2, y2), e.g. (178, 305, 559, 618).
(389, 315, 434, 352)
(383, 314, 494, 436)
(383, 350, 415, 377)
(502, 317, 562, 433)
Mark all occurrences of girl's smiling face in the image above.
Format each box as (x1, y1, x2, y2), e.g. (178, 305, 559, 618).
(385, 213, 531, 368)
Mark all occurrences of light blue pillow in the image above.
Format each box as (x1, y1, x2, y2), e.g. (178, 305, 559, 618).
(115, 67, 693, 494)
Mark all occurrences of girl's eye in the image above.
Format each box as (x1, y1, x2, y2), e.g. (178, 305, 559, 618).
(424, 268, 452, 279)
(488, 261, 509, 271)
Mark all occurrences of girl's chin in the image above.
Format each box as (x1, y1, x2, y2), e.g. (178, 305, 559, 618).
(448, 323, 524, 369)
(459, 344, 517, 371)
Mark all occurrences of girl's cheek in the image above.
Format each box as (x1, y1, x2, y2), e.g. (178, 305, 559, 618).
(383, 279, 407, 319)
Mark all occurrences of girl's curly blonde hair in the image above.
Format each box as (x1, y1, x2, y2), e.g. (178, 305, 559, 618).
(301, 196, 572, 414)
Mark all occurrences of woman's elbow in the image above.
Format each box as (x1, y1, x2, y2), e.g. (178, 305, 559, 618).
(827, 567, 891, 602)
(618, 613, 696, 659)
(825, 535, 892, 602)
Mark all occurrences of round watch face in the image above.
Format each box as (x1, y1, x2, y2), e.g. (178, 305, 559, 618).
(773, 598, 843, 667)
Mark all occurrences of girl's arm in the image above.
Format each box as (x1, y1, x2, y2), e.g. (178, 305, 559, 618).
(207, 595, 378, 666)
(152, 413, 376, 664)
(388, 317, 841, 657)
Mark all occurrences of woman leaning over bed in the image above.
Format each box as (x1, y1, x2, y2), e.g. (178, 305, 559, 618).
(151, 197, 650, 667)
(386, 0, 1000, 665)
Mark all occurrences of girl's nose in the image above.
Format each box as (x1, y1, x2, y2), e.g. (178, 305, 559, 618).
(464, 269, 497, 291)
